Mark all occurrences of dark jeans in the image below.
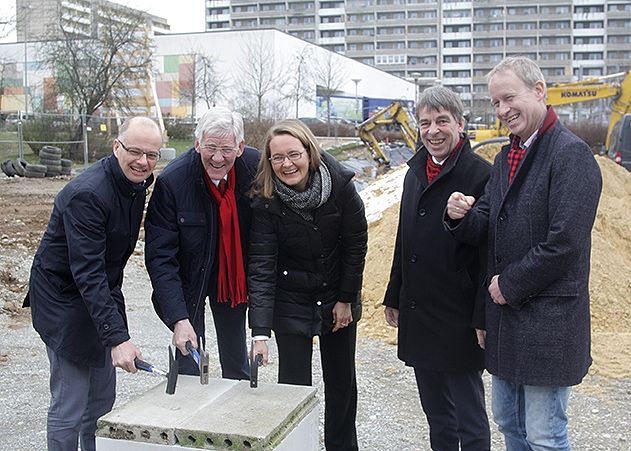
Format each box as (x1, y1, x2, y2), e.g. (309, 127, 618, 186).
(46, 346, 116, 451)
(177, 299, 250, 380)
(276, 324, 358, 451)
(414, 367, 490, 451)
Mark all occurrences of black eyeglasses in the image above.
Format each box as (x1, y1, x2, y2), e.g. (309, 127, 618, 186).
(117, 140, 161, 162)
(269, 151, 305, 165)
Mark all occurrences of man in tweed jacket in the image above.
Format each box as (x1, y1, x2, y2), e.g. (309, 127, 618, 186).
(445, 57, 602, 450)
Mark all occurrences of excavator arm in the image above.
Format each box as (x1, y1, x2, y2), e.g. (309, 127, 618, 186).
(356, 101, 418, 165)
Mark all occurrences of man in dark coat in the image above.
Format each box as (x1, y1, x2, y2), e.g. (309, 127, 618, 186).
(446, 57, 602, 450)
(145, 107, 259, 379)
(384, 86, 491, 450)
(25, 117, 163, 451)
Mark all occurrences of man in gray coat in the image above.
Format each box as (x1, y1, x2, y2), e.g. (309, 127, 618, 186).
(446, 57, 602, 450)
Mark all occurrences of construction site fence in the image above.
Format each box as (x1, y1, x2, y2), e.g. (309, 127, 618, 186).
(0, 112, 163, 167)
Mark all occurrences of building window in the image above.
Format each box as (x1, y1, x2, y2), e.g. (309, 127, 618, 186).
(320, 1, 344, 8)
(232, 5, 257, 13)
(474, 53, 503, 63)
(608, 35, 631, 44)
(208, 7, 229, 15)
(444, 40, 470, 49)
(288, 2, 314, 11)
(608, 19, 631, 28)
(321, 15, 343, 23)
(321, 30, 345, 38)
(474, 38, 504, 48)
(541, 67, 566, 77)
(539, 52, 570, 61)
(407, 10, 437, 19)
(473, 22, 503, 32)
(444, 55, 471, 63)
(444, 24, 471, 33)
(358, 57, 374, 65)
(408, 55, 437, 65)
(574, 21, 604, 29)
(508, 6, 537, 15)
(208, 22, 229, 29)
(408, 25, 437, 34)
(377, 26, 405, 35)
(474, 8, 503, 18)
(444, 70, 471, 78)
(574, 36, 604, 45)
(260, 3, 285, 11)
(347, 28, 374, 36)
(377, 12, 406, 20)
(540, 20, 570, 29)
(608, 3, 631, 12)
(375, 54, 407, 65)
(260, 17, 286, 26)
(233, 19, 257, 27)
(540, 5, 570, 14)
(289, 16, 315, 24)
(443, 9, 470, 18)
(408, 40, 437, 49)
(574, 5, 604, 14)
(506, 21, 537, 30)
(540, 36, 571, 45)
(506, 37, 536, 47)
(377, 41, 405, 49)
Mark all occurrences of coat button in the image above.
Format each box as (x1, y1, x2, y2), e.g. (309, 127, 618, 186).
(264, 203, 269, 209)
(179, 217, 185, 224)
(410, 301, 416, 309)
(499, 214, 506, 221)
(316, 301, 322, 306)
(322, 282, 328, 287)
(320, 253, 325, 258)
(418, 209, 426, 217)
(103, 323, 110, 331)
(283, 270, 288, 276)
(313, 226, 318, 231)
(410, 254, 417, 263)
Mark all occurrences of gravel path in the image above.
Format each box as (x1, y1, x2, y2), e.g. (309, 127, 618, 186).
(1, 255, 630, 451)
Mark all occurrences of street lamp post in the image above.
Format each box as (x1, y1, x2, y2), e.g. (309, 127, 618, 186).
(351, 78, 361, 126)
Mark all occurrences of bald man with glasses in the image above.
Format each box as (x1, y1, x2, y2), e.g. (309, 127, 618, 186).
(145, 107, 260, 379)
(25, 117, 163, 451)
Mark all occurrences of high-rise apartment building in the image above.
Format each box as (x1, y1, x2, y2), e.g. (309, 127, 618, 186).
(205, 0, 631, 115)
(15, 0, 170, 41)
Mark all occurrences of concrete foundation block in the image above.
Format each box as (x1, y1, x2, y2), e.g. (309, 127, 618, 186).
(96, 376, 319, 450)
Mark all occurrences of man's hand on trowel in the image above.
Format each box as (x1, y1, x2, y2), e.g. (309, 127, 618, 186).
(111, 340, 143, 373)
(173, 318, 198, 355)
(252, 339, 269, 366)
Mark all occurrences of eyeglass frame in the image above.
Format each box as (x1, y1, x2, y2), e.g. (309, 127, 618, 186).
(197, 144, 239, 156)
(117, 139, 161, 161)
(268, 150, 305, 165)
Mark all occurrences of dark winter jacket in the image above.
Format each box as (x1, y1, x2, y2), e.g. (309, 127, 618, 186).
(383, 139, 491, 372)
(446, 122, 602, 386)
(248, 152, 368, 337)
(25, 155, 153, 366)
(145, 147, 259, 329)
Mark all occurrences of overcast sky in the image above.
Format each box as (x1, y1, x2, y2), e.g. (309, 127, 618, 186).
(0, 0, 206, 42)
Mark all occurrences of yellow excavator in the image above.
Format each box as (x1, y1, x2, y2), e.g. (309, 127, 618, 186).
(356, 101, 418, 165)
(469, 71, 631, 148)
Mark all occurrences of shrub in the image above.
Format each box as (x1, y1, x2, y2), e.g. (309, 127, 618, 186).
(165, 122, 195, 141)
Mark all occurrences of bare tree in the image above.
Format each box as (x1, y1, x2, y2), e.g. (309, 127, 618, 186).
(39, 5, 154, 157)
(282, 45, 314, 118)
(235, 33, 287, 120)
(311, 52, 348, 136)
(179, 51, 226, 118)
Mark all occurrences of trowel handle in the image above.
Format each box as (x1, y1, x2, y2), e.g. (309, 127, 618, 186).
(185, 341, 200, 365)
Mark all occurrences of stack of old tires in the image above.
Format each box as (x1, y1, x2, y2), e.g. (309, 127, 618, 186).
(0, 158, 46, 178)
(39, 146, 62, 177)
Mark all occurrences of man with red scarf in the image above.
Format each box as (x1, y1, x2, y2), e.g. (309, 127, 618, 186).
(383, 86, 491, 449)
(145, 107, 259, 378)
(446, 57, 602, 450)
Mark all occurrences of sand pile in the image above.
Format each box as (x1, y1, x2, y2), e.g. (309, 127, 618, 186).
(359, 147, 631, 379)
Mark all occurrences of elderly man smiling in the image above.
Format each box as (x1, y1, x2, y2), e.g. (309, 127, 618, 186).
(145, 107, 259, 380)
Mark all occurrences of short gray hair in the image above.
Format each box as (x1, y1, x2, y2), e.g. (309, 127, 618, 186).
(194, 107, 244, 145)
(417, 86, 464, 122)
(486, 56, 546, 90)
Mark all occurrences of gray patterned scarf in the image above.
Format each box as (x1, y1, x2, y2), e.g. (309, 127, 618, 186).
(274, 161, 332, 221)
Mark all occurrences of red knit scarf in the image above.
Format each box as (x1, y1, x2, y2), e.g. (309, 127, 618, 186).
(426, 137, 464, 184)
(202, 168, 247, 308)
(508, 106, 558, 183)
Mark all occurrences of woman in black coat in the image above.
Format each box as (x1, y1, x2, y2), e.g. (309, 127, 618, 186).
(248, 119, 367, 451)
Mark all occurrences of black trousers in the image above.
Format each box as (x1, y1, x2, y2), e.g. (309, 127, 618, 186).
(275, 324, 358, 451)
(413, 367, 490, 451)
(177, 300, 250, 380)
